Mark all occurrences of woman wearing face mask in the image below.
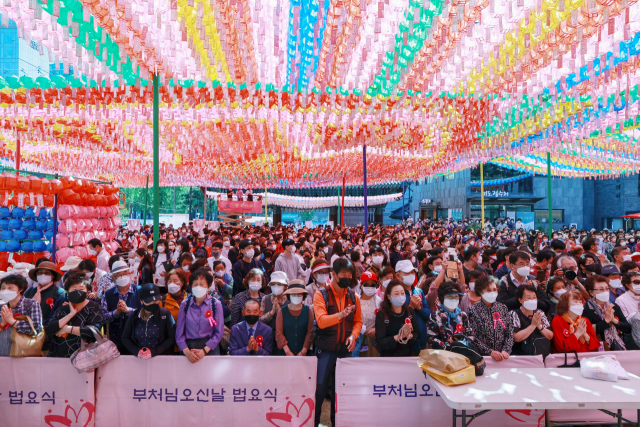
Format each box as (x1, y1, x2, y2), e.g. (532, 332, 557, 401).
(511, 284, 553, 356)
(546, 277, 567, 320)
(395, 260, 431, 351)
(44, 272, 103, 358)
(577, 253, 601, 279)
(388, 239, 403, 270)
(230, 269, 265, 325)
(468, 276, 513, 362)
(0, 274, 43, 356)
(176, 269, 224, 362)
(122, 283, 176, 358)
(135, 248, 155, 286)
(614, 272, 640, 320)
(551, 290, 600, 353)
(306, 260, 330, 304)
(152, 239, 174, 290)
(162, 269, 189, 322)
(24, 261, 64, 321)
(426, 281, 473, 351)
(178, 253, 195, 277)
(259, 272, 289, 341)
(374, 266, 395, 302)
(425, 258, 466, 312)
(422, 256, 443, 278)
(275, 281, 314, 356)
(366, 247, 387, 277)
(582, 275, 634, 351)
(459, 271, 484, 313)
(375, 281, 420, 357)
(211, 260, 233, 300)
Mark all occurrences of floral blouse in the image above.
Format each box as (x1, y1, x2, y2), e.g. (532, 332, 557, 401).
(426, 306, 473, 351)
(468, 301, 513, 356)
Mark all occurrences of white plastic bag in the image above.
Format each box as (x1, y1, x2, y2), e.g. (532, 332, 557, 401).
(580, 355, 629, 382)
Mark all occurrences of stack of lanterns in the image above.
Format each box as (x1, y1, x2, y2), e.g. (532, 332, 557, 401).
(0, 173, 59, 270)
(54, 177, 122, 267)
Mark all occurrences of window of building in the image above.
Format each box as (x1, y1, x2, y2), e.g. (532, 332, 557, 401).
(534, 209, 564, 224)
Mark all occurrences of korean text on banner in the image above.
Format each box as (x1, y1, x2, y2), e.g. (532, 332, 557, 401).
(0, 358, 96, 427)
(95, 356, 317, 427)
(335, 356, 545, 427)
(218, 200, 263, 214)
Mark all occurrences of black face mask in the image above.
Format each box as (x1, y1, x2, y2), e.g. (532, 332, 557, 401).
(68, 290, 87, 304)
(337, 278, 352, 289)
(244, 314, 259, 326)
(585, 264, 598, 273)
(142, 303, 159, 313)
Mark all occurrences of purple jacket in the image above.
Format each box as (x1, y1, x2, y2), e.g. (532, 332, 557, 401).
(175, 295, 224, 352)
(229, 320, 273, 355)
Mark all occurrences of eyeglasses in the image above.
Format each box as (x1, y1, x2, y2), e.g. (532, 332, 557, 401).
(631, 281, 640, 285)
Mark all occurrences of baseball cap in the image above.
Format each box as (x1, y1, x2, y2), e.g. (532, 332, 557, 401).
(140, 283, 163, 304)
(395, 259, 416, 273)
(360, 271, 377, 283)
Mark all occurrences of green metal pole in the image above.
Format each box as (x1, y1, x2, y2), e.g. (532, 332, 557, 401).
(143, 175, 149, 226)
(547, 152, 552, 238)
(153, 73, 160, 246)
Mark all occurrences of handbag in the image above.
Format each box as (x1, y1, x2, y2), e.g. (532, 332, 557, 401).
(417, 349, 476, 387)
(10, 315, 44, 357)
(558, 342, 580, 368)
(70, 325, 120, 373)
(449, 339, 486, 376)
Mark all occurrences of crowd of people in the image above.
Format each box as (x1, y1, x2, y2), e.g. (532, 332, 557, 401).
(2, 218, 640, 426)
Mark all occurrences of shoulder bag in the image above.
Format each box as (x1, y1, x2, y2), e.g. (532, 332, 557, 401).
(10, 315, 44, 357)
(70, 325, 120, 373)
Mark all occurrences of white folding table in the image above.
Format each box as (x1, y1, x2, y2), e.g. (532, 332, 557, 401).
(426, 367, 640, 427)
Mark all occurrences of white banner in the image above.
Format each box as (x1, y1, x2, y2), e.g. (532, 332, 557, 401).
(0, 358, 95, 427)
(545, 351, 640, 425)
(336, 356, 546, 427)
(95, 356, 317, 427)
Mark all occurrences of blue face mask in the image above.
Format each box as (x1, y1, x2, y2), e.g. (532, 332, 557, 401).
(391, 295, 405, 307)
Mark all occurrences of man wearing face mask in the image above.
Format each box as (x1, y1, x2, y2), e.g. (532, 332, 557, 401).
(615, 272, 640, 319)
(612, 246, 632, 271)
(274, 238, 305, 282)
(207, 241, 232, 275)
(497, 251, 550, 312)
(366, 247, 386, 277)
(231, 240, 263, 296)
(601, 265, 625, 301)
(88, 238, 110, 273)
(229, 299, 273, 355)
(122, 283, 176, 358)
(313, 258, 362, 427)
(276, 281, 314, 356)
(101, 260, 142, 354)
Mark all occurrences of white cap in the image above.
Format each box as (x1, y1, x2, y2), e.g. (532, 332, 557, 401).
(269, 270, 288, 285)
(60, 256, 82, 271)
(395, 259, 417, 273)
(110, 260, 129, 274)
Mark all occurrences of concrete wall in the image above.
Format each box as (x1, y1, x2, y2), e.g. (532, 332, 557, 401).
(410, 170, 470, 218)
(532, 176, 594, 231)
(594, 175, 640, 229)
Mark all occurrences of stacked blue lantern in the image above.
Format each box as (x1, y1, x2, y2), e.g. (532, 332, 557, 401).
(0, 205, 52, 253)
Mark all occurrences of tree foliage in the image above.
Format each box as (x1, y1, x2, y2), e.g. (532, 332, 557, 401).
(120, 186, 215, 220)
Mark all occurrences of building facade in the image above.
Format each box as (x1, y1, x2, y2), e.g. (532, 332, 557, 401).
(0, 18, 51, 79)
(409, 165, 640, 232)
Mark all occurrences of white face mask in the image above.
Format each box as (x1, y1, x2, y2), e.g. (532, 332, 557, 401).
(223, 241, 230, 247)
(215, 270, 225, 278)
(244, 249, 255, 259)
(157, 246, 166, 253)
(37, 274, 52, 285)
(633, 285, 640, 294)
(623, 255, 633, 262)
(323, 247, 329, 254)
(522, 299, 538, 311)
(288, 246, 296, 254)
(468, 282, 475, 292)
(516, 266, 531, 278)
(362, 286, 377, 296)
(316, 274, 328, 284)
(595, 292, 610, 302)
(401, 274, 415, 286)
(481, 291, 498, 304)
(553, 289, 567, 299)
(0, 289, 18, 302)
(443, 241, 450, 247)
(191, 286, 207, 298)
(372, 255, 384, 265)
(381, 279, 391, 288)
(115, 276, 130, 288)
(289, 295, 303, 305)
(271, 285, 284, 296)
(167, 283, 182, 294)
(608, 279, 622, 289)
(182, 265, 190, 272)
(433, 265, 442, 273)
(249, 282, 262, 292)
(88, 248, 97, 256)
(443, 299, 459, 310)
(569, 304, 584, 316)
